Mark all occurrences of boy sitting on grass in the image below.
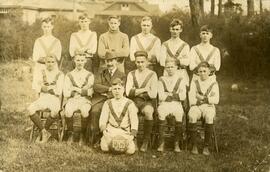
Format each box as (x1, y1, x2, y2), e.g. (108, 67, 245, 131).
(99, 78, 138, 154)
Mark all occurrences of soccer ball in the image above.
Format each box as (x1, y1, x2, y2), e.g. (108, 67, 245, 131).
(231, 84, 239, 91)
(110, 135, 129, 154)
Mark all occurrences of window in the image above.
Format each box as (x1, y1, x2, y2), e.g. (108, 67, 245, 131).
(121, 3, 129, 11)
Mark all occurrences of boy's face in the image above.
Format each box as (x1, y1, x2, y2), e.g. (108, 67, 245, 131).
(200, 31, 212, 43)
(165, 61, 177, 76)
(170, 25, 182, 38)
(74, 55, 86, 70)
(79, 18, 90, 31)
(108, 18, 120, 31)
(42, 22, 53, 35)
(135, 56, 148, 71)
(105, 58, 118, 71)
(45, 56, 56, 71)
(141, 20, 152, 34)
(198, 66, 210, 81)
(111, 84, 124, 99)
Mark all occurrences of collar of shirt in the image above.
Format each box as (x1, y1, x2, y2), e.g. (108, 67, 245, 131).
(108, 68, 117, 76)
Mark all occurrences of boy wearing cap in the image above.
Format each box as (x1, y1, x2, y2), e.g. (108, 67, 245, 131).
(69, 13, 97, 72)
(99, 78, 138, 154)
(130, 16, 161, 74)
(189, 25, 221, 81)
(32, 17, 62, 89)
(188, 62, 219, 156)
(91, 51, 126, 144)
(126, 50, 158, 152)
(63, 53, 94, 144)
(160, 19, 190, 85)
(157, 59, 187, 152)
(98, 15, 129, 73)
(28, 55, 64, 143)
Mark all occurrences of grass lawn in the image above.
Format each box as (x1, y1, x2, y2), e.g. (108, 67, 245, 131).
(0, 61, 270, 172)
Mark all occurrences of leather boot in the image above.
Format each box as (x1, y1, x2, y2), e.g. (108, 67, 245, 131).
(140, 120, 153, 152)
(157, 120, 165, 152)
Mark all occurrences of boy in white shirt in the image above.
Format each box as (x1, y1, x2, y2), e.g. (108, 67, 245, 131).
(126, 51, 158, 152)
(63, 53, 94, 144)
(28, 55, 64, 143)
(157, 59, 187, 152)
(188, 62, 219, 156)
(99, 78, 138, 154)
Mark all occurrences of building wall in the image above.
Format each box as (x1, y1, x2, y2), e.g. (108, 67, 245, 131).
(22, 9, 39, 25)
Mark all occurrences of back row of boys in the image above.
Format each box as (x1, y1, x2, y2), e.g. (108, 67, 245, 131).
(29, 14, 220, 156)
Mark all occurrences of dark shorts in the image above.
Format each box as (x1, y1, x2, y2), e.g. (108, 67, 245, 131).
(133, 97, 154, 114)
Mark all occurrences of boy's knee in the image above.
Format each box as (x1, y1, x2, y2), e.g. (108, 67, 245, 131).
(205, 113, 215, 124)
(126, 142, 136, 155)
(142, 105, 154, 120)
(100, 137, 110, 152)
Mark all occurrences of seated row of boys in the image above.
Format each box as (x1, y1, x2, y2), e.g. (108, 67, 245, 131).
(28, 48, 219, 156)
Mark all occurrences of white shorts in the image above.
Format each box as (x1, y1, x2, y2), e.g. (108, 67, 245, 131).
(65, 96, 91, 118)
(188, 104, 216, 124)
(158, 101, 184, 122)
(28, 93, 61, 117)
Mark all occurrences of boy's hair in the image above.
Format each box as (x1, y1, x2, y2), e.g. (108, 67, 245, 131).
(134, 51, 148, 59)
(197, 61, 210, 70)
(46, 54, 57, 60)
(107, 15, 121, 22)
(42, 17, 54, 25)
(79, 13, 90, 20)
(200, 25, 213, 33)
(73, 51, 86, 59)
(111, 78, 123, 87)
(170, 19, 183, 28)
(141, 16, 152, 23)
(165, 58, 178, 66)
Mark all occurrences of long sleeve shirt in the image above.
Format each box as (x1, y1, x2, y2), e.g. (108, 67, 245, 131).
(99, 97, 138, 132)
(69, 30, 97, 57)
(126, 68, 158, 99)
(160, 38, 190, 67)
(98, 30, 129, 59)
(158, 74, 186, 102)
(189, 44, 221, 72)
(63, 68, 94, 98)
(32, 68, 64, 96)
(189, 78, 219, 106)
(130, 33, 161, 62)
(32, 35, 62, 62)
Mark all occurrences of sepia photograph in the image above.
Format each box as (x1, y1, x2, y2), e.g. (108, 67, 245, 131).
(0, 0, 270, 171)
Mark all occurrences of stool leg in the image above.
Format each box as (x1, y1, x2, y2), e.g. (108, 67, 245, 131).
(213, 125, 219, 153)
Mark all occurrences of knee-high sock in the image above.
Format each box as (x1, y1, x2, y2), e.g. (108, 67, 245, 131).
(81, 117, 88, 136)
(175, 122, 183, 142)
(204, 124, 213, 147)
(143, 120, 153, 141)
(188, 123, 197, 146)
(158, 120, 166, 143)
(65, 117, 73, 132)
(30, 112, 44, 130)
